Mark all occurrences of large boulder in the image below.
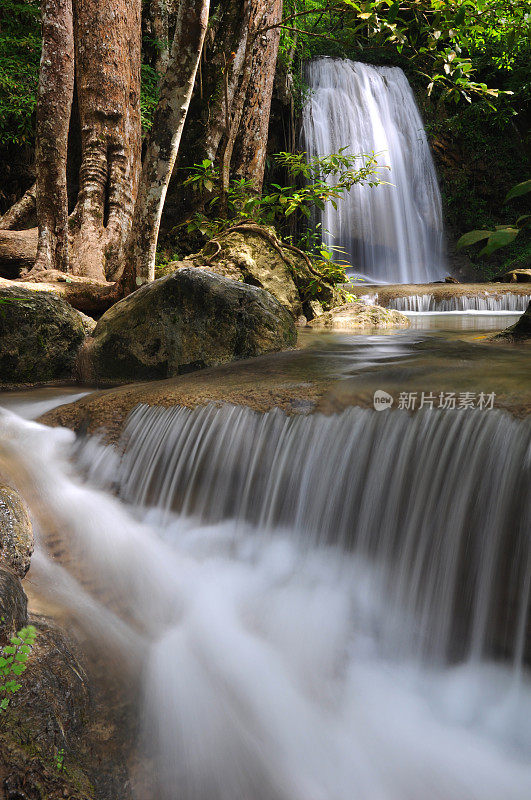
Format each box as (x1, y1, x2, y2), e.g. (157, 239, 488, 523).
(162, 227, 336, 317)
(0, 285, 88, 386)
(0, 484, 34, 578)
(307, 301, 409, 330)
(82, 267, 297, 384)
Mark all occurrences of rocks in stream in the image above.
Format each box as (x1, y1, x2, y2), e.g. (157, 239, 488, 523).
(0, 564, 28, 641)
(0, 483, 34, 577)
(0, 481, 132, 800)
(0, 285, 88, 387)
(81, 267, 297, 384)
(307, 301, 409, 329)
(160, 226, 335, 317)
(493, 300, 531, 342)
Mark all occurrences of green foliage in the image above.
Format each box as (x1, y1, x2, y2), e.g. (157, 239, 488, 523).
(55, 747, 66, 772)
(0, 0, 162, 146)
(182, 149, 381, 237)
(0, 0, 40, 146)
(140, 64, 160, 133)
(0, 625, 37, 713)
(180, 150, 383, 285)
(281, 1, 530, 111)
(457, 179, 531, 256)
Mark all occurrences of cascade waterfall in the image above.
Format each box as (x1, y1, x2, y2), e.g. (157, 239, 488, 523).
(302, 59, 446, 284)
(1, 403, 529, 800)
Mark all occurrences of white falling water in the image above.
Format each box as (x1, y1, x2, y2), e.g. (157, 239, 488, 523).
(302, 59, 446, 284)
(1, 403, 530, 800)
(383, 293, 531, 312)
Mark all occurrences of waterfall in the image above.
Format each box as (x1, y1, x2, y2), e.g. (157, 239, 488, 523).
(383, 293, 531, 312)
(301, 59, 446, 284)
(1, 404, 530, 799)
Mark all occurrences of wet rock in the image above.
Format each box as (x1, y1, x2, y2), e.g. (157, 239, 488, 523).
(82, 267, 296, 384)
(307, 301, 409, 330)
(0, 285, 87, 386)
(0, 615, 132, 800)
(493, 300, 531, 342)
(0, 484, 34, 577)
(0, 563, 27, 641)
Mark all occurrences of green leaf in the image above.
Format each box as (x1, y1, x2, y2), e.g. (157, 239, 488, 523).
(456, 230, 492, 249)
(505, 180, 531, 202)
(479, 228, 519, 256)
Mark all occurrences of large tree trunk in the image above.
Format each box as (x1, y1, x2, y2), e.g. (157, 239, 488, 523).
(34, 0, 74, 273)
(232, 0, 283, 191)
(68, 0, 142, 281)
(124, 0, 210, 288)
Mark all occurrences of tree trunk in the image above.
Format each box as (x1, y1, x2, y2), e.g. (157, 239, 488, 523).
(34, 0, 74, 273)
(232, 0, 283, 191)
(124, 0, 210, 289)
(0, 184, 36, 231)
(149, 0, 170, 75)
(68, 0, 142, 281)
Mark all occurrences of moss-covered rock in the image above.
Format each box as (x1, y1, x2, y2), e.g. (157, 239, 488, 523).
(0, 484, 34, 578)
(307, 301, 409, 330)
(162, 226, 336, 317)
(0, 615, 131, 800)
(0, 286, 87, 386)
(82, 267, 296, 384)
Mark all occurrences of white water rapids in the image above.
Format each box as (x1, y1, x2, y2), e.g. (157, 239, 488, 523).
(0, 399, 530, 800)
(302, 59, 446, 284)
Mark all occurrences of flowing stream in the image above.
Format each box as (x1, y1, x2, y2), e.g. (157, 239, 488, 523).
(302, 59, 446, 284)
(0, 328, 530, 800)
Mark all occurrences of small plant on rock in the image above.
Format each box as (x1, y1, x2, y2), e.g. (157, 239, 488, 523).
(0, 625, 37, 713)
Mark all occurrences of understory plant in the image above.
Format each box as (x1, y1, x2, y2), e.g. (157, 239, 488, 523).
(179, 149, 384, 287)
(0, 624, 37, 713)
(457, 179, 531, 258)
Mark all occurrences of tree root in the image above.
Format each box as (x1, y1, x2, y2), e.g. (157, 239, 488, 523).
(209, 223, 326, 280)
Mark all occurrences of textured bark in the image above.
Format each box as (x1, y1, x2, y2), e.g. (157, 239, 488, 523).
(69, 0, 142, 280)
(0, 184, 36, 231)
(232, 0, 283, 191)
(34, 0, 74, 273)
(0, 230, 38, 277)
(124, 0, 210, 288)
(149, 0, 170, 74)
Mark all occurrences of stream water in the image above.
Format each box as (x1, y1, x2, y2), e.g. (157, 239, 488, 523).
(0, 317, 529, 800)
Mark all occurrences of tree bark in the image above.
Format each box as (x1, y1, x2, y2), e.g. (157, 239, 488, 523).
(68, 0, 142, 281)
(149, 0, 170, 75)
(0, 184, 36, 231)
(34, 0, 74, 273)
(124, 0, 210, 289)
(232, 0, 283, 191)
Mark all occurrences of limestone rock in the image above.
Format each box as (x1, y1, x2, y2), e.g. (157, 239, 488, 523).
(0, 484, 34, 577)
(166, 227, 335, 317)
(0, 285, 88, 386)
(307, 301, 410, 330)
(492, 268, 531, 283)
(82, 267, 296, 384)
